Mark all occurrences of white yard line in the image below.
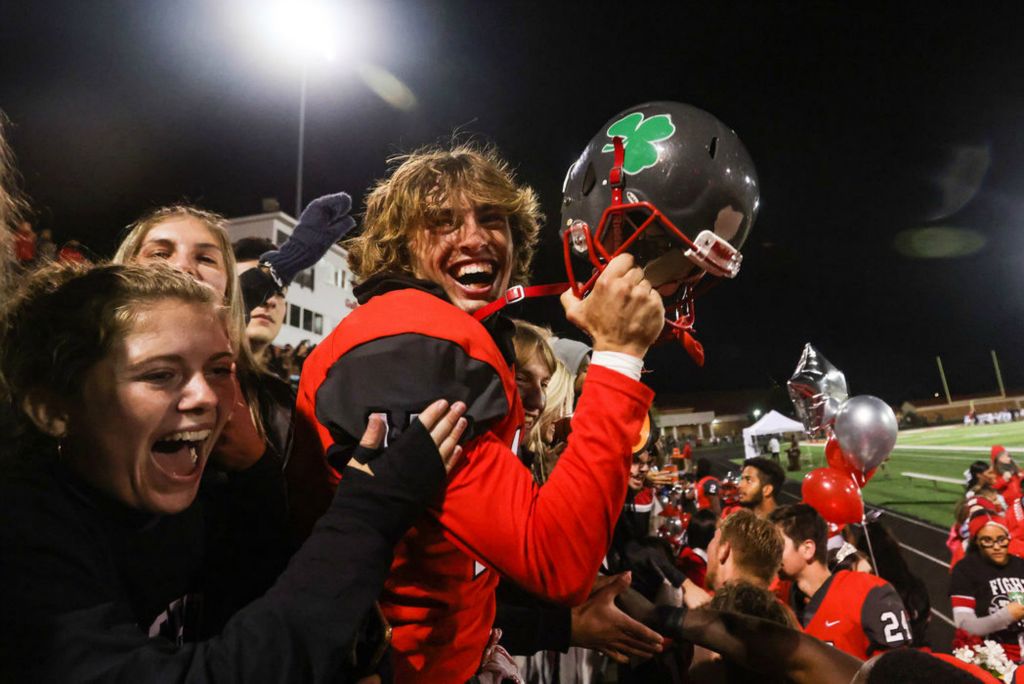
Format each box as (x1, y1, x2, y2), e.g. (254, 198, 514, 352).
(872, 508, 948, 534)
(899, 543, 950, 569)
(893, 444, 1024, 452)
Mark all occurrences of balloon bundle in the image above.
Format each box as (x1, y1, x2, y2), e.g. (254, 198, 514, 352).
(787, 344, 899, 568)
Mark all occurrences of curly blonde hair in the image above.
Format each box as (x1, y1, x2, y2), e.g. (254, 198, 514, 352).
(347, 143, 542, 283)
(527, 359, 575, 479)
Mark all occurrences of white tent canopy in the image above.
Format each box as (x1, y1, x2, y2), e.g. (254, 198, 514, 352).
(742, 410, 806, 460)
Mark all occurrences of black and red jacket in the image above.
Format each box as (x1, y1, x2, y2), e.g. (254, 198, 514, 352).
(290, 276, 654, 682)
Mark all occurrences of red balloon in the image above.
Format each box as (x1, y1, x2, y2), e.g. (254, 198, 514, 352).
(825, 436, 846, 470)
(802, 467, 864, 525)
(855, 467, 878, 488)
(825, 436, 877, 487)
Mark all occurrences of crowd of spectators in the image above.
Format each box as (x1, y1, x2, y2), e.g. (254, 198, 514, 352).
(0, 115, 1010, 683)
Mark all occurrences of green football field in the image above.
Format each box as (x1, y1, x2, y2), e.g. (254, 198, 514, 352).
(735, 421, 1024, 528)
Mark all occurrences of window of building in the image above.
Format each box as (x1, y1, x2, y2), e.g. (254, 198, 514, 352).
(294, 267, 315, 291)
(313, 313, 323, 335)
(302, 308, 314, 332)
(289, 304, 301, 328)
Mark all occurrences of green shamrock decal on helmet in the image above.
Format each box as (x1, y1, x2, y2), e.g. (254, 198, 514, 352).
(601, 112, 676, 175)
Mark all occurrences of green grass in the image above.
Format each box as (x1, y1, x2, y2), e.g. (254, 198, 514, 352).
(895, 420, 1024, 449)
(732, 422, 1024, 528)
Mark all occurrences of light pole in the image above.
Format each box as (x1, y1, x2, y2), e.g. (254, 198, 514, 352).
(254, 1, 339, 218)
(250, 1, 411, 217)
(295, 61, 308, 218)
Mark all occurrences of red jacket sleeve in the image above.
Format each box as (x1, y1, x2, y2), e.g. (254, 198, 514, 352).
(435, 365, 654, 606)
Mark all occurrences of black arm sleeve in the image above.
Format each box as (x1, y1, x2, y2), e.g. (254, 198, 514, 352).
(493, 578, 572, 655)
(315, 333, 510, 467)
(199, 451, 292, 637)
(624, 599, 862, 684)
(4, 423, 445, 683)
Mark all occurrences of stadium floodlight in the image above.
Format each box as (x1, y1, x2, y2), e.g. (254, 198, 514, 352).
(248, 0, 413, 216)
(257, 0, 345, 217)
(257, 0, 345, 65)
(753, 409, 762, 419)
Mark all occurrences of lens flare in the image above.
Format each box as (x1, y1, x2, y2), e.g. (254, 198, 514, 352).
(893, 226, 986, 259)
(355, 63, 417, 111)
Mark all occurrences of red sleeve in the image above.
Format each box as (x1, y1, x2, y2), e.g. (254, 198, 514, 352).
(435, 365, 654, 606)
(1007, 501, 1024, 538)
(1009, 476, 1023, 506)
(949, 560, 978, 612)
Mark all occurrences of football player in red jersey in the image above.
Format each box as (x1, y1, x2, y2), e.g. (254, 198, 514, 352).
(290, 145, 665, 682)
(770, 503, 912, 659)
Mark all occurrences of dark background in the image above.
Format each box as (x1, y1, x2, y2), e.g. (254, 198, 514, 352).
(2, 1, 1022, 406)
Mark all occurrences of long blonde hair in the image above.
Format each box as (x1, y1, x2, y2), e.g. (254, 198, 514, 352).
(511, 319, 568, 484)
(527, 359, 576, 483)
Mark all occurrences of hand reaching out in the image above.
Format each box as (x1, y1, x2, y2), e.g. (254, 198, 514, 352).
(570, 572, 664, 664)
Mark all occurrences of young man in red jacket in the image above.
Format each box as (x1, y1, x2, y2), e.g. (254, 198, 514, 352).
(290, 145, 665, 682)
(771, 503, 912, 659)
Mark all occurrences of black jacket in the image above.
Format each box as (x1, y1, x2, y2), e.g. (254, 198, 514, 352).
(0, 422, 445, 682)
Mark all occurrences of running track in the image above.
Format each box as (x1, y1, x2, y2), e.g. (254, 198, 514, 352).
(703, 445, 955, 650)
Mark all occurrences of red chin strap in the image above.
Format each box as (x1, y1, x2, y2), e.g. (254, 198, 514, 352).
(473, 135, 722, 368)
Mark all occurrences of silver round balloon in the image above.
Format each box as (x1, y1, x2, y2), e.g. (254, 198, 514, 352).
(787, 343, 850, 432)
(833, 395, 898, 472)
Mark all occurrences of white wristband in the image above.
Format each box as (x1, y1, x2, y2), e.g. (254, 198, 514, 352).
(590, 351, 644, 381)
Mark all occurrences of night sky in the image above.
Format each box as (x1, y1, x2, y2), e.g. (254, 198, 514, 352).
(2, 1, 1022, 407)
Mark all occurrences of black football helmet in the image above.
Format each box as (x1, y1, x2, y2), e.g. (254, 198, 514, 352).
(560, 101, 759, 364)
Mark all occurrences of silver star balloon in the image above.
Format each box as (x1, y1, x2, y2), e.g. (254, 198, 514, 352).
(787, 343, 850, 432)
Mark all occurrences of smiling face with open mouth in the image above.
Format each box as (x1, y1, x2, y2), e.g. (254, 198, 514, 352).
(410, 200, 513, 314)
(65, 299, 236, 514)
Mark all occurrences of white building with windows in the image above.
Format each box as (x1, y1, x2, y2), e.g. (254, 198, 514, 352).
(225, 212, 357, 347)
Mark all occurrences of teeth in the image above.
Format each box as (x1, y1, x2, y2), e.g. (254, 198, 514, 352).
(454, 262, 494, 278)
(162, 429, 212, 443)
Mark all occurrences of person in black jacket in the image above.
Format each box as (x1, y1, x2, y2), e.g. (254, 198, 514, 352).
(0, 261, 467, 682)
